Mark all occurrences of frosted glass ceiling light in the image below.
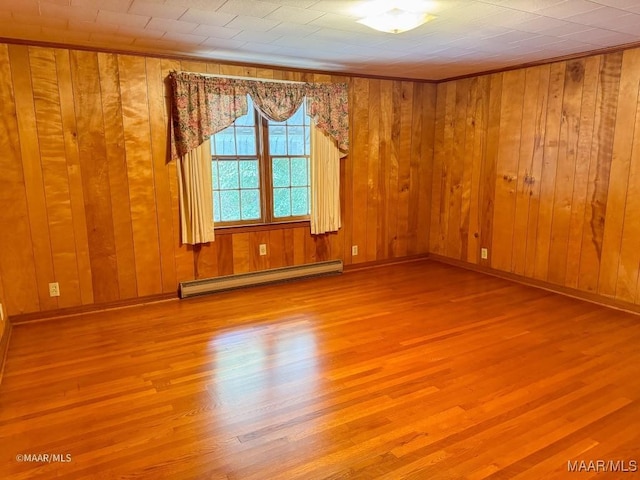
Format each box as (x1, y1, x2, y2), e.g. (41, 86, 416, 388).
(356, 1, 435, 34)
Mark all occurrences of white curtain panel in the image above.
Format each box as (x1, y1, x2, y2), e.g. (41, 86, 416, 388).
(177, 139, 215, 244)
(310, 125, 341, 235)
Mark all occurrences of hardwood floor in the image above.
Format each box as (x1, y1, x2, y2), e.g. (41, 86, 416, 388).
(1, 259, 639, 479)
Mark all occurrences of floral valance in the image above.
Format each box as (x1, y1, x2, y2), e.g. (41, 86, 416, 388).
(169, 72, 349, 159)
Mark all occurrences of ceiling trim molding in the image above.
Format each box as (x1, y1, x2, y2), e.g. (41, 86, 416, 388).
(439, 40, 640, 83)
(3, 35, 640, 84)
(0, 36, 437, 84)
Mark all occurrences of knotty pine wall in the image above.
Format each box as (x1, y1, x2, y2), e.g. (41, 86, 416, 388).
(0, 42, 435, 317)
(430, 48, 640, 307)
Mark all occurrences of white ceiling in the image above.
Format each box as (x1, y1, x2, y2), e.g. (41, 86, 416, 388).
(1, 0, 640, 80)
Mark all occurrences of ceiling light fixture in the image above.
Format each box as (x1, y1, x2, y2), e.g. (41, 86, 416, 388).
(356, 1, 436, 34)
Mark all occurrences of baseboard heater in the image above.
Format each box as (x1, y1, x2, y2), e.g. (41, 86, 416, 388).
(179, 260, 343, 298)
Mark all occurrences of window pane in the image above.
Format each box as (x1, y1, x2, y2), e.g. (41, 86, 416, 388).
(291, 187, 309, 216)
(288, 126, 304, 155)
(239, 159, 259, 188)
(212, 161, 219, 190)
(213, 191, 221, 222)
(273, 188, 291, 217)
(220, 190, 240, 221)
(272, 158, 290, 188)
(241, 189, 260, 220)
(214, 126, 236, 155)
(269, 125, 287, 155)
(287, 105, 304, 125)
(218, 161, 239, 189)
(290, 157, 308, 187)
(236, 127, 256, 155)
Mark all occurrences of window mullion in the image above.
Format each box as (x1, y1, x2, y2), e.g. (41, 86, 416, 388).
(260, 115, 274, 224)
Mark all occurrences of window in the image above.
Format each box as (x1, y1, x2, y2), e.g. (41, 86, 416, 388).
(211, 95, 311, 226)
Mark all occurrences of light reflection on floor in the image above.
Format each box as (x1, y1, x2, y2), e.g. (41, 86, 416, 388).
(205, 315, 324, 464)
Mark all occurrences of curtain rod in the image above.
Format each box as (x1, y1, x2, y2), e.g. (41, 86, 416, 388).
(180, 71, 307, 84)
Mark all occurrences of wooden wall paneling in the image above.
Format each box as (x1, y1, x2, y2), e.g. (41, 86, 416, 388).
(351, 77, 369, 263)
(491, 69, 525, 272)
(407, 82, 424, 255)
(416, 82, 436, 254)
(162, 58, 195, 284)
(616, 91, 640, 303)
(326, 76, 347, 260)
(465, 76, 489, 264)
(478, 73, 503, 267)
(459, 78, 477, 261)
(598, 49, 640, 297)
(334, 75, 350, 266)
(278, 70, 300, 82)
(440, 82, 457, 255)
(395, 81, 414, 258)
(257, 68, 275, 79)
(194, 243, 218, 280)
(313, 234, 330, 263)
(8, 45, 58, 311)
(216, 235, 234, 276)
(70, 49, 120, 304)
(386, 81, 403, 258)
(328, 231, 343, 262)
(232, 232, 251, 274)
(304, 230, 318, 264)
(577, 52, 622, 293)
(377, 80, 392, 260)
(430, 82, 456, 255)
(342, 81, 355, 265)
(207, 63, 222, 75)
(181, 60, 211, 74)
(268, 229, 286, 269)
(117, 54, 163, 297)
(446, 78, 469, 260)
(313, 73, 332, 83)
(523, 65, 551, 279)
(0, 44, 40, 315)
(97, 52, 137, 300)
(326, 78, 346, 270)
(366, 79, 380, 262)
(29, 47, 82, 308)
(293, 228, 306, 265)
(250, 231, 269, 272)
(547, 60, 585, 285)
(511, 67, 540, 275)
(146, 56, 178, 293)
(532, 62, 566, 281)
(564, 56, 600, 289)
(330, 228, 344, 264)
(429, 83, 447, 255)
(55, 48, 94, 306)
(282, 228, 295, 266)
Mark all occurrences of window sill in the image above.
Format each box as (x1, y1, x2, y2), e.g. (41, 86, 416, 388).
(214, 220, 310, 235)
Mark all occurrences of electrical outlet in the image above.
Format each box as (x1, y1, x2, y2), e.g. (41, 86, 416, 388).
(480, 248, 488, 260)
(0, 303, 4, 322)
(352, 245, 358, 256)
(49, 282, 60, 297)
(259, 244, 267, 256)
